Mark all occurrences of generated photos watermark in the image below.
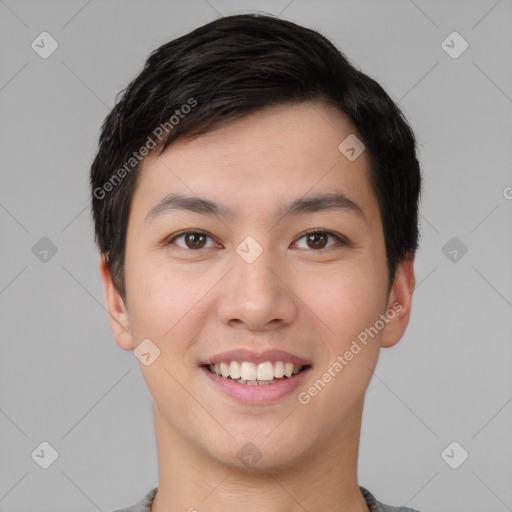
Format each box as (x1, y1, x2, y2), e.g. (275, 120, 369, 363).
(93, 97, 197, 200)
(298, 301, 403, 405)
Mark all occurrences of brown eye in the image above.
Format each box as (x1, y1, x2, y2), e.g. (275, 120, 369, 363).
(184, 233, 207, 249)
(167, 231, 215, 250)
(294, 230, 345, 250)
(306, 232, 328, 249)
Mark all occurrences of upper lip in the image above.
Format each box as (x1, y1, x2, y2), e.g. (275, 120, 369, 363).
(200, 349, 312, 367)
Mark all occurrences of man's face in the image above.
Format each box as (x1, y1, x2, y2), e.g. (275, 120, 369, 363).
(101, 100, 414, 470)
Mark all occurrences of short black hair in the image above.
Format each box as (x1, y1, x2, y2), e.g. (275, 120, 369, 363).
(90, 13, 421, 300)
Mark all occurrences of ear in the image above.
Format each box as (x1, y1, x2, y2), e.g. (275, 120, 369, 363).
(380, 252, 416, 349)
(98, 255, 134, 351)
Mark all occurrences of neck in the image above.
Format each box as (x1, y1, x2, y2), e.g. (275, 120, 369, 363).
(150, 400, 369, 512)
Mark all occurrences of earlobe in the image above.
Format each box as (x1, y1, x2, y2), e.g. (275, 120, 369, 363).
(380, 252, 416, 349)
(98, 255, 135, 351)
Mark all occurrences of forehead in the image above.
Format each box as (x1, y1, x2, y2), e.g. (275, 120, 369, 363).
(132, 100, 379, 227)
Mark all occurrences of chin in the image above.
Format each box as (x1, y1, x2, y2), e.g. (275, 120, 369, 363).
(201, 428, 313, 474)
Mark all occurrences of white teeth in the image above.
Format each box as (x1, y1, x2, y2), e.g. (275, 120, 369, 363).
(240, 362, 257, 381)
(220, 362, 230, 378)
(232, 378, 274, 385)
(207, 360, 306, 383)
(257, 361, 274, 380)
(274, 361, 284, 378)
(229, 361, 241, 379)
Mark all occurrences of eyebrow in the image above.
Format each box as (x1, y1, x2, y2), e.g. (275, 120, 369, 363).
(145, 191, 367, 223)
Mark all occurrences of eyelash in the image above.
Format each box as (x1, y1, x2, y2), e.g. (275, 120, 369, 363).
(165, 229, 347, 251)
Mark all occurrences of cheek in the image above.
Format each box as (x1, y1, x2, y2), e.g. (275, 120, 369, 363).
(125, 257, 214, 352)
(127, 267, 204, 395)
(295, 265, 384, 420)
(132, 275, 186, 335)
(124, 253, 177, 340)
(295, 258, 386, 343)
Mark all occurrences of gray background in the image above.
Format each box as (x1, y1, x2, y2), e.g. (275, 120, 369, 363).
(1, 0, 511, 511)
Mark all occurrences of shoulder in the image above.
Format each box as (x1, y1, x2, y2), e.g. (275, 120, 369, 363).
(110, 487, 158, 512)
(360, 486, 422, 512)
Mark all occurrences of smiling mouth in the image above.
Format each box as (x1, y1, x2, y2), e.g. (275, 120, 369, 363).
(204, 361, 311, 385)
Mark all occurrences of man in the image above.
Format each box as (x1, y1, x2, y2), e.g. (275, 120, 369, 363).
(90, 13, 421, 512)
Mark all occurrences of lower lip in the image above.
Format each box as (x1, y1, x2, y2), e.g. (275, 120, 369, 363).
(201, 366, 311, 404)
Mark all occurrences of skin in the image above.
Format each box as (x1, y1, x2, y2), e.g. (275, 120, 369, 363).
(100, 100, 416, 512)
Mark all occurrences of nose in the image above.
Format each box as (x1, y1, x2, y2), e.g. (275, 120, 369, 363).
(216, 244, 298, 332)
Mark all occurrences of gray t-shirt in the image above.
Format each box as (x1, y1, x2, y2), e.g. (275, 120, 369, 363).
(112, 486, 421, 511)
